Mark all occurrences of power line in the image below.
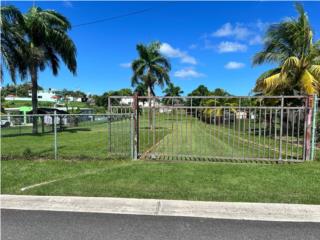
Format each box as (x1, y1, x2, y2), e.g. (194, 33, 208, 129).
(72, 7, 154, 28)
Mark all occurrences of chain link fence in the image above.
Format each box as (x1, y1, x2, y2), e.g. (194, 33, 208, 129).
(1, 113, 132, 160)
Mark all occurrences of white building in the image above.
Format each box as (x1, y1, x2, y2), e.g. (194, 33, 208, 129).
(5, 89, 61, 102)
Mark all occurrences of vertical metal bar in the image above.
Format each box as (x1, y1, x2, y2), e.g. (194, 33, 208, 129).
(180, 107, 183, 155)
(242, 107, 246, 159)
(232, 107, 236, 159)
(108, 97, 111, 113)
(253, 108, 256, 158)
(210, 110, 212, 158)
(228, 108, 231, 157)
(130, 113, 134, 159)
(153, 97, 156, 147)
(279, 96, 284, 160)
(297, 109, 301, 160)
(264, 108, 267, 159)
(274, 109, 277, 160)
(186, 106, 188, 157)
(258, 106, 262, 159)
(238, 99, 241, 155)
(286, 108, 289, 160)
(311, 95, 318, 161)
(171, 99, 174, 157)
(291, 109, 295, 160)
(133, 93, 139, 160)
(268, 108, 272, 159)
(303, 97, 308, 160)
(190, 98, 193, 156)
(54, 111, 57, 160)
(248, 108, 251, 158)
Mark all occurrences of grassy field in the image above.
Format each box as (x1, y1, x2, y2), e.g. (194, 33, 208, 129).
(2, 159, 320, 204)
(2, 111, 319, 161)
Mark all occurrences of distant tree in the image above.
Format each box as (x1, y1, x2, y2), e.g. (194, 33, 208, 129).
(187, 85, 210, 106)
(131, 41, 171, 128)
(1, 82, 42, 97)
(163, 82, 184, 105)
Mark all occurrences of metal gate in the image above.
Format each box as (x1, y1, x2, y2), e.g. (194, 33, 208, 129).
(109, 95, 318, 162)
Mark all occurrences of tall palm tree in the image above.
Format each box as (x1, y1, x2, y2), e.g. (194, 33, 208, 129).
(163, 82, 183, 105)
(16, 6, 77, 133)
(131, 42, 171, 128)
(253, 3, 320, 96)
(0, 6, 26, 82)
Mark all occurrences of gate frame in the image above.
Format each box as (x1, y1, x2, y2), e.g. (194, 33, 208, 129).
(108, 95, 318, 162)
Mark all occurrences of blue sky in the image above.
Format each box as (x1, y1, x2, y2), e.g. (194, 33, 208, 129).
(3, 1, 320, 96)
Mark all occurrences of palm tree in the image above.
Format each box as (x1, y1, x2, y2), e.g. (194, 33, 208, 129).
(0, 6, 26, 82)
(18, 7, 77, 133)
(131, 42, 171, 128)
(163, 82, 183, 105)
(253, 3, 320, 96)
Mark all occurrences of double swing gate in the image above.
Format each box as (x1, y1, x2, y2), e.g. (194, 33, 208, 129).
(109, 95, 318, 162)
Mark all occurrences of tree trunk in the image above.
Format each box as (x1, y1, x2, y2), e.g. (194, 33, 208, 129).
(31, 66, 38, 134)
(148, 86, 152, 130)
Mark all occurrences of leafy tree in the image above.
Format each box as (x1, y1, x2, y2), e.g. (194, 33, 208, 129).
(131, 41, 171, 128)
(163, 82, 183, 105)
(0, 5, 25, 82)
(253, 3, 320, 96)
(134, 82, 148, 96)
(1, 5, 77, 133)
(186, 85, 210, 107)
(1, 82, 43, 97)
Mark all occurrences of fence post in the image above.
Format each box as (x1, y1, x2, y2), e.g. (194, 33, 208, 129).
(132, 93, 139, 160)
(279, 96, 284, 161)
(311, 94, 318, 161)
(108, 114, 112, 153)
(54, 111, 57, 160)
(130, 113, 134, 159)
(108, 97, 111, 113)
(305, 95, 313, 160)
(153, 96, 156, 146)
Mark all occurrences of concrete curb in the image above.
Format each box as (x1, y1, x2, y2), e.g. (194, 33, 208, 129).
(1, 195, 320, 222)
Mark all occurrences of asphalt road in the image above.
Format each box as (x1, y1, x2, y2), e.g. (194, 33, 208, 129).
(1, 209, 320, 240)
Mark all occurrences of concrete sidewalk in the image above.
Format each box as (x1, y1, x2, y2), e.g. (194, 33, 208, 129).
(1, 195, 320, 222)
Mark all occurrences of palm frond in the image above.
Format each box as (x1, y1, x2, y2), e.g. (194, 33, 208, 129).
(300, 69, 318, 95)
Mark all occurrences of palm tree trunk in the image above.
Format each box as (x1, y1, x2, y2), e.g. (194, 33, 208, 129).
(148, 86, 152, 130)
(31, 65, 38, 134)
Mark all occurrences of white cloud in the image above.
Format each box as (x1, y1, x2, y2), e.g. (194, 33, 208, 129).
(189, 44, 198, 50)
(249, 35, 264, 45)
(224, 61, 245, 69)
(160, 43, 197, 65)
(63, 0, 73, 8)
(212, 23, 251, 40)
(255, 20, 270, 32)
(120, 62, 131, 68)
(217, 41, 247, 53)
(174, 68, 205, 78)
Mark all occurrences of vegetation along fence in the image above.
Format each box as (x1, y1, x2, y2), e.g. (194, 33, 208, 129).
(1, 113, 132, 160)
(109, 95, 319, 162)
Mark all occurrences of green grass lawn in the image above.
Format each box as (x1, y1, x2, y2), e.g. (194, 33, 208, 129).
(2, 159, 320, 204)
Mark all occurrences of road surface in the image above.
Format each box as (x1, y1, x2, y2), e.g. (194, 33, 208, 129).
(1, 209, 320, 240)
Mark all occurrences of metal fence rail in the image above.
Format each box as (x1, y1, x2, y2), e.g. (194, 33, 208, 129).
(1, 113, 133, 160)
(109, 95, 319, 162)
